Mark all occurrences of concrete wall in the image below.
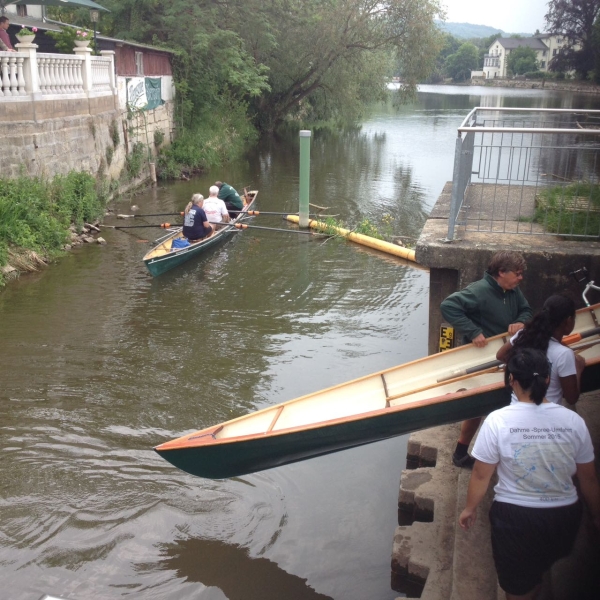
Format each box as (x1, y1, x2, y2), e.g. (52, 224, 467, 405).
(416, 182, 600, 355)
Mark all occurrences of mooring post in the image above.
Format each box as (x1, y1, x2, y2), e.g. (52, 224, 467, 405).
(299, 130, 311, 227)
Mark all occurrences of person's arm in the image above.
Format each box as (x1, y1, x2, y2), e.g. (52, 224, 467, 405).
(440, 290, 484, 346)
(459, 460, 497, 530)
(560, 354, 585, 405)
(512, 290, 533, 331)
(576, 461, 600, 531)
(0, 37, 8, 52)
(496, 340, 512, 363)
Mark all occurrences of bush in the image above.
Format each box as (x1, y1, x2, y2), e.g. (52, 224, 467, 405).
(522, 71, 547, 79)
(109, 119, 120, 147)
(0, 171, 107, 285)
(535, 182, 600, 236)
(157, 100, 257, 179)
(125, 142, 147, 179)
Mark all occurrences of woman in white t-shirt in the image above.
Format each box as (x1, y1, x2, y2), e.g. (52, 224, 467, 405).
(496, 294, 585, 406)
(459, 348, 600, 600)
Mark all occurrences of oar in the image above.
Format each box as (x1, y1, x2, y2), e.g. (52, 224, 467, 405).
(435, 325, 600, 384)
(117, 212, 184, 219)
(561, 326, 600, 346)
(228, 210, 335, 217)
(437, 359, 502, 383)
(230, 223, 329, 235)
(102, 223, 179, 229)
(390, 365, 504, 403)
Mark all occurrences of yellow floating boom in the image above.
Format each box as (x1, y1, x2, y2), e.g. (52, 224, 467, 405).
(285, 215, 417, 263)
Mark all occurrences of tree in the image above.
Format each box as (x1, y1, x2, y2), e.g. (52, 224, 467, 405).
(507, 47, 539, 75)
(545, 0, 600, 78)
(51, 0, 444, 131)
(249, 0, 445, 130)
(444, 43, 479, 81)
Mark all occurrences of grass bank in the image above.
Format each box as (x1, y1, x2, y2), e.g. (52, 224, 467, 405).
(0, 172, 107, 287)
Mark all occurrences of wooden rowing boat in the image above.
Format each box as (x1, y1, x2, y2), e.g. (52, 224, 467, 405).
(143, 191, 257, 276)
(154, 303, 600, 479)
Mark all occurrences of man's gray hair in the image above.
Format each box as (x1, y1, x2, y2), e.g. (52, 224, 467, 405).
(209, 185, 219, 196)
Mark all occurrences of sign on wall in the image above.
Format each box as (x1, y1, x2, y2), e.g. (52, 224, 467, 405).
(126, 77, 164, 111)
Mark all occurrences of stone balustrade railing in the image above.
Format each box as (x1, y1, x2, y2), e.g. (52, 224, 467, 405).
(0, 41, 115, 100)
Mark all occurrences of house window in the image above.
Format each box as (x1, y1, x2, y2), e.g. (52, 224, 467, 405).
(135, 52, 144, 76)
(16, 5, 27, 16)
(540, 61, 546, 68)
(553, 49, 557, 56)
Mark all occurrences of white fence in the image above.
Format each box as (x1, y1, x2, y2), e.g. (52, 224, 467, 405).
(0, 40, 115, 99)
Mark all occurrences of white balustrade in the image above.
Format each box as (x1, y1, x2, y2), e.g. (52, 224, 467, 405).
(91, 56, 112, 92)
(37, 53, 85, 95)
(0, 45, 116, 101)
(0, 53, 27, 96)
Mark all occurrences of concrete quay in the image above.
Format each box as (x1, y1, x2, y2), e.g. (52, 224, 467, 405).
(416, 181, 600, 356)
(391, 389, 600, 600)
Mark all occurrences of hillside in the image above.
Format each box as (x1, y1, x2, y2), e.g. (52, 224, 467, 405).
(436, 21, 532, 40)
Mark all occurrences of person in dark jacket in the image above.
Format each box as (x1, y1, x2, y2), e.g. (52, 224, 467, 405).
(441, 250, 533, 468)
(215, 181, 244, 217)
(182, 194, 212, 241)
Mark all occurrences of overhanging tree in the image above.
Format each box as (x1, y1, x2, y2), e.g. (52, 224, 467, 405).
(545, 0, 600, 78)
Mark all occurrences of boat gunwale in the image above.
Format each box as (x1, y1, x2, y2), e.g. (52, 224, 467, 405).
(155, 302, 600, 452)
(154, 378, 510, 452)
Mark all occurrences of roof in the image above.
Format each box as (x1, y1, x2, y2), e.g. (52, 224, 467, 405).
(495, 37, 548, 51)
(6, 16, 176, 54)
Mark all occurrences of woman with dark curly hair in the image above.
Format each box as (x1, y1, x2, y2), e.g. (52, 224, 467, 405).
(496, 294, 585, 406)
(459, 348, 600, 600)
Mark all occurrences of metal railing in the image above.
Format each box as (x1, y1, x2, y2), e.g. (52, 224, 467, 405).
(447, 108, 600, 241)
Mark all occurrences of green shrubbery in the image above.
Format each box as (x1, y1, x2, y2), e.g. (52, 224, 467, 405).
(157, 102, 257, 179)
(535, 182, 600, 237)
(0, 172, 106, 286)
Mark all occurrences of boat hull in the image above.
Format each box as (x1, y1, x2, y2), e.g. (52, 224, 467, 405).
(143, 193, 257, 276)
(155, 385, 512, 479)
(155, 304, 600, 480)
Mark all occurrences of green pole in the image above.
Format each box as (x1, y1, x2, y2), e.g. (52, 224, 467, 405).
(299, 130, 311, 228)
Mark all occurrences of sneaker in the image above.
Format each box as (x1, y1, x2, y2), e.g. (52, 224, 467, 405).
(452, 452, 475, 468)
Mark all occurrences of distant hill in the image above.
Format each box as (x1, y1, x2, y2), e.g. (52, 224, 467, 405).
(436, 21, 532, 40)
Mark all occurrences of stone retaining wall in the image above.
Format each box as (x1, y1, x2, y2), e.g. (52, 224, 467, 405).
(0, 96, 174, 182)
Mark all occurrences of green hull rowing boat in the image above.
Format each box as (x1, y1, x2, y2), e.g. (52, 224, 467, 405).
(155, 304, 600, 480)
(143, 191, 257, 276)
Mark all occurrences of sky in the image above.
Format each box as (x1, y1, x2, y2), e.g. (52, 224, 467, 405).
(442, 0, 549, 34)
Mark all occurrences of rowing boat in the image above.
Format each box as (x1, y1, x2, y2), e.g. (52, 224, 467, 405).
(154, 303, 600, 479)
(143, 191, 257, 276)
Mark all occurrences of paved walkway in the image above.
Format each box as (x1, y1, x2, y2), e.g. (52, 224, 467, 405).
(391, 389, 600, 600)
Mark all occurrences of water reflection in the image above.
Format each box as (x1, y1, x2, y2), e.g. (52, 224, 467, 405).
(160, 538, 333, 600)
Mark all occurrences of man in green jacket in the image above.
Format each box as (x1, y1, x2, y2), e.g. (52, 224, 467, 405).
(216, 181, 244, 217)
(440, 250, 533, 467)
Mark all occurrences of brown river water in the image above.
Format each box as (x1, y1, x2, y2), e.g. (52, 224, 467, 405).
(2, 86, 599, 600)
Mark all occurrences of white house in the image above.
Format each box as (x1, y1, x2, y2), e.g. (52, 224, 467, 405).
(482, 34, 576, 79)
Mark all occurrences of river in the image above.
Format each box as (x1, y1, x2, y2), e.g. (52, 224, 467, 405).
(1, 85, 599, 600)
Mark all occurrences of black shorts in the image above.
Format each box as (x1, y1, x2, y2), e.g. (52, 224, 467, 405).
(489, 500, 581, 596)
